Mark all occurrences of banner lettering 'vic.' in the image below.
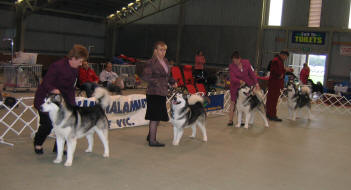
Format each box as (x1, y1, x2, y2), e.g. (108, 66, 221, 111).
(76, 94, 149, 129)
(292, 31, 326, 45)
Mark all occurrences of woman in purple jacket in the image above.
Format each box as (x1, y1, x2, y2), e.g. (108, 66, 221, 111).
(227, 51, 260, 126)
(142, 41, 176, 147)
(33, 44, 88, 154)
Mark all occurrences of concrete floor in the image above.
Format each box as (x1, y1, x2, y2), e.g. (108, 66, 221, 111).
(1, 89, 351, 190)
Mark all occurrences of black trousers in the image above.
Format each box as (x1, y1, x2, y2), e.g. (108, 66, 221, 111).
(34, 111, 53, 146)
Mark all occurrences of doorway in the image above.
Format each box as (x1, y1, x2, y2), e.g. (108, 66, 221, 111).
(289, 53, 327, 84)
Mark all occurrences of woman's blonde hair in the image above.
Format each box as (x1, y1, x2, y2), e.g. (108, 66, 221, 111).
(153, 41, 167, 50)
(67, 44, 89, 60)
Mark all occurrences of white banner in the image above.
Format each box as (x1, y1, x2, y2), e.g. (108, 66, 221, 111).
(76, 94, 149, 129)
(340, 46, 351, 56)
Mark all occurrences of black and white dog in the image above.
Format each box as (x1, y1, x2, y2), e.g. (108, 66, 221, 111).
(41, 87, 111, 167)
(170, 93, 207, 146)
(286, 81, 312, 121)
(236, 85, 269, 128)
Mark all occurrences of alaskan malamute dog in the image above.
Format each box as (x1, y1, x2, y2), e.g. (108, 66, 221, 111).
(286, 81, 312, 121)
(41, 87, 111, 167)
(236, 85, 269, 128)
(170, 93, 207, 146)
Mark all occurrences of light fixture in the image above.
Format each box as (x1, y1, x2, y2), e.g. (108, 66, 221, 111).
(15, 0, 24, 4)
(107, 14, 115, 19)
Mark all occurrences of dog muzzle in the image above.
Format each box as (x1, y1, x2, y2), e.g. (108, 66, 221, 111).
(171, 98, 181, 105)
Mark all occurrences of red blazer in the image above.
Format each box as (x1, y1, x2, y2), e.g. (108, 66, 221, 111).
(300, 67, 310, 84)
(268, 56, 285, 90)
(79, 67, 99, 85)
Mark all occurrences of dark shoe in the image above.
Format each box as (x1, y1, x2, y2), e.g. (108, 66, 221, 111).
(269, 117, 282, 122)
(146, 134, 150, 142)
(227, 121, 233, 126)
(149, 141, 165, 147)
(34, 147, 44, 155)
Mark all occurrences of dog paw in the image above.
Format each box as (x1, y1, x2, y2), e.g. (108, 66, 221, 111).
(203, 138, 208, 142)
(64, 161, 72, 167)
(265, 125, 269, 128)
(235, 125, 240, 128)
(85, 148, 92, 153)
(244, 125, 249, 129)
(53, 159, 62, 164)
(103, 153, 109, 158)
(172, 142, 179, 146)
(189, 135, 195, 139)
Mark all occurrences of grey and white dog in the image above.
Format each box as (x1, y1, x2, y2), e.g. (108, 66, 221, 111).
(170, 93, 207, 146)
(286, 81, 312, 121)
(236, 85, 269, 128)
(41, 87, 111, 167)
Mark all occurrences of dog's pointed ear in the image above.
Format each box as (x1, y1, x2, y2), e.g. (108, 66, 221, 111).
(53, 94, 62, 103)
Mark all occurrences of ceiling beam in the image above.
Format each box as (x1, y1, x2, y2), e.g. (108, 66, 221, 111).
(108, 0, 190, 27)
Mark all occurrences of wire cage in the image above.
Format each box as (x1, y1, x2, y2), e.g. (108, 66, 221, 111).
(1, 64, 42, 92)
(216, 69, 230, 89)
(88, 63, 102, 75)
(98, 63, 137, 88)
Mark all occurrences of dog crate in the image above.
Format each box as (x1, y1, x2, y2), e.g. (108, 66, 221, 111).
(1, 64, 42, 92)
(216, 69, 230, 89)
(88, 62, 102, 75)
(112, 65, 136, 88)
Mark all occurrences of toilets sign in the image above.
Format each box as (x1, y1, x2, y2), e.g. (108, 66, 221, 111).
(292, 31, 325, 45)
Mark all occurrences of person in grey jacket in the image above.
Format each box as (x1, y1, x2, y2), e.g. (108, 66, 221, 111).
(142, 41, 176, 147)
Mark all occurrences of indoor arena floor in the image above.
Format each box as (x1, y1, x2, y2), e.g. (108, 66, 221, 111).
(0, 88, 351, 190)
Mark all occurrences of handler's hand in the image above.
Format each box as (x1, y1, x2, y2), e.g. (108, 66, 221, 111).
(50, 89, 60, 94)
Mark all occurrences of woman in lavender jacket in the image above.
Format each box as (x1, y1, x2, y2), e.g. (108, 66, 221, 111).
(227, 51, 260, 126)
(141, 41, 176, 147)
(33, 45, 88, 154)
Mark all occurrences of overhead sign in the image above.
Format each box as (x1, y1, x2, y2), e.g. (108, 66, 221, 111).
(292, 31, 326, 45)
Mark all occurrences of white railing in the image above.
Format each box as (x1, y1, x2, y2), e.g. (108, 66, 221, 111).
(0, 97, 38, 146)
(1, 91, 350, 146)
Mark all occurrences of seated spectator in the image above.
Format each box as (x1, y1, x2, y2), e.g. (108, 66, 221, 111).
(99, 62, 124, 93)
(79, 61, 99, 97)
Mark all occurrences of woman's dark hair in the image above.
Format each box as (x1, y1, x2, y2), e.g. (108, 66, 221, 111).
(231, 51, 240, 59)
(67, 44, 89, 61)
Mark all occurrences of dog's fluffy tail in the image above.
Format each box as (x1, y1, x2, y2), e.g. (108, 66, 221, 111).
(300, 86, 311, 95)
(254, 89, 265, 102)
(92, 87, 111, 109)
(188, 94, 204, 105)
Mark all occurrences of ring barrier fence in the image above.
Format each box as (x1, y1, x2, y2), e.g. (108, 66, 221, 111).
(1, 90, 350, 146)
(0, 97, 38, 146)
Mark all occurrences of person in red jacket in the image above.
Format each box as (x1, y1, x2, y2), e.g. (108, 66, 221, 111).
(79, 61, 99, 97)
(299, 63, 310, 85)
(194, 50, 206, 80)
(266, 50, 292, 121)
